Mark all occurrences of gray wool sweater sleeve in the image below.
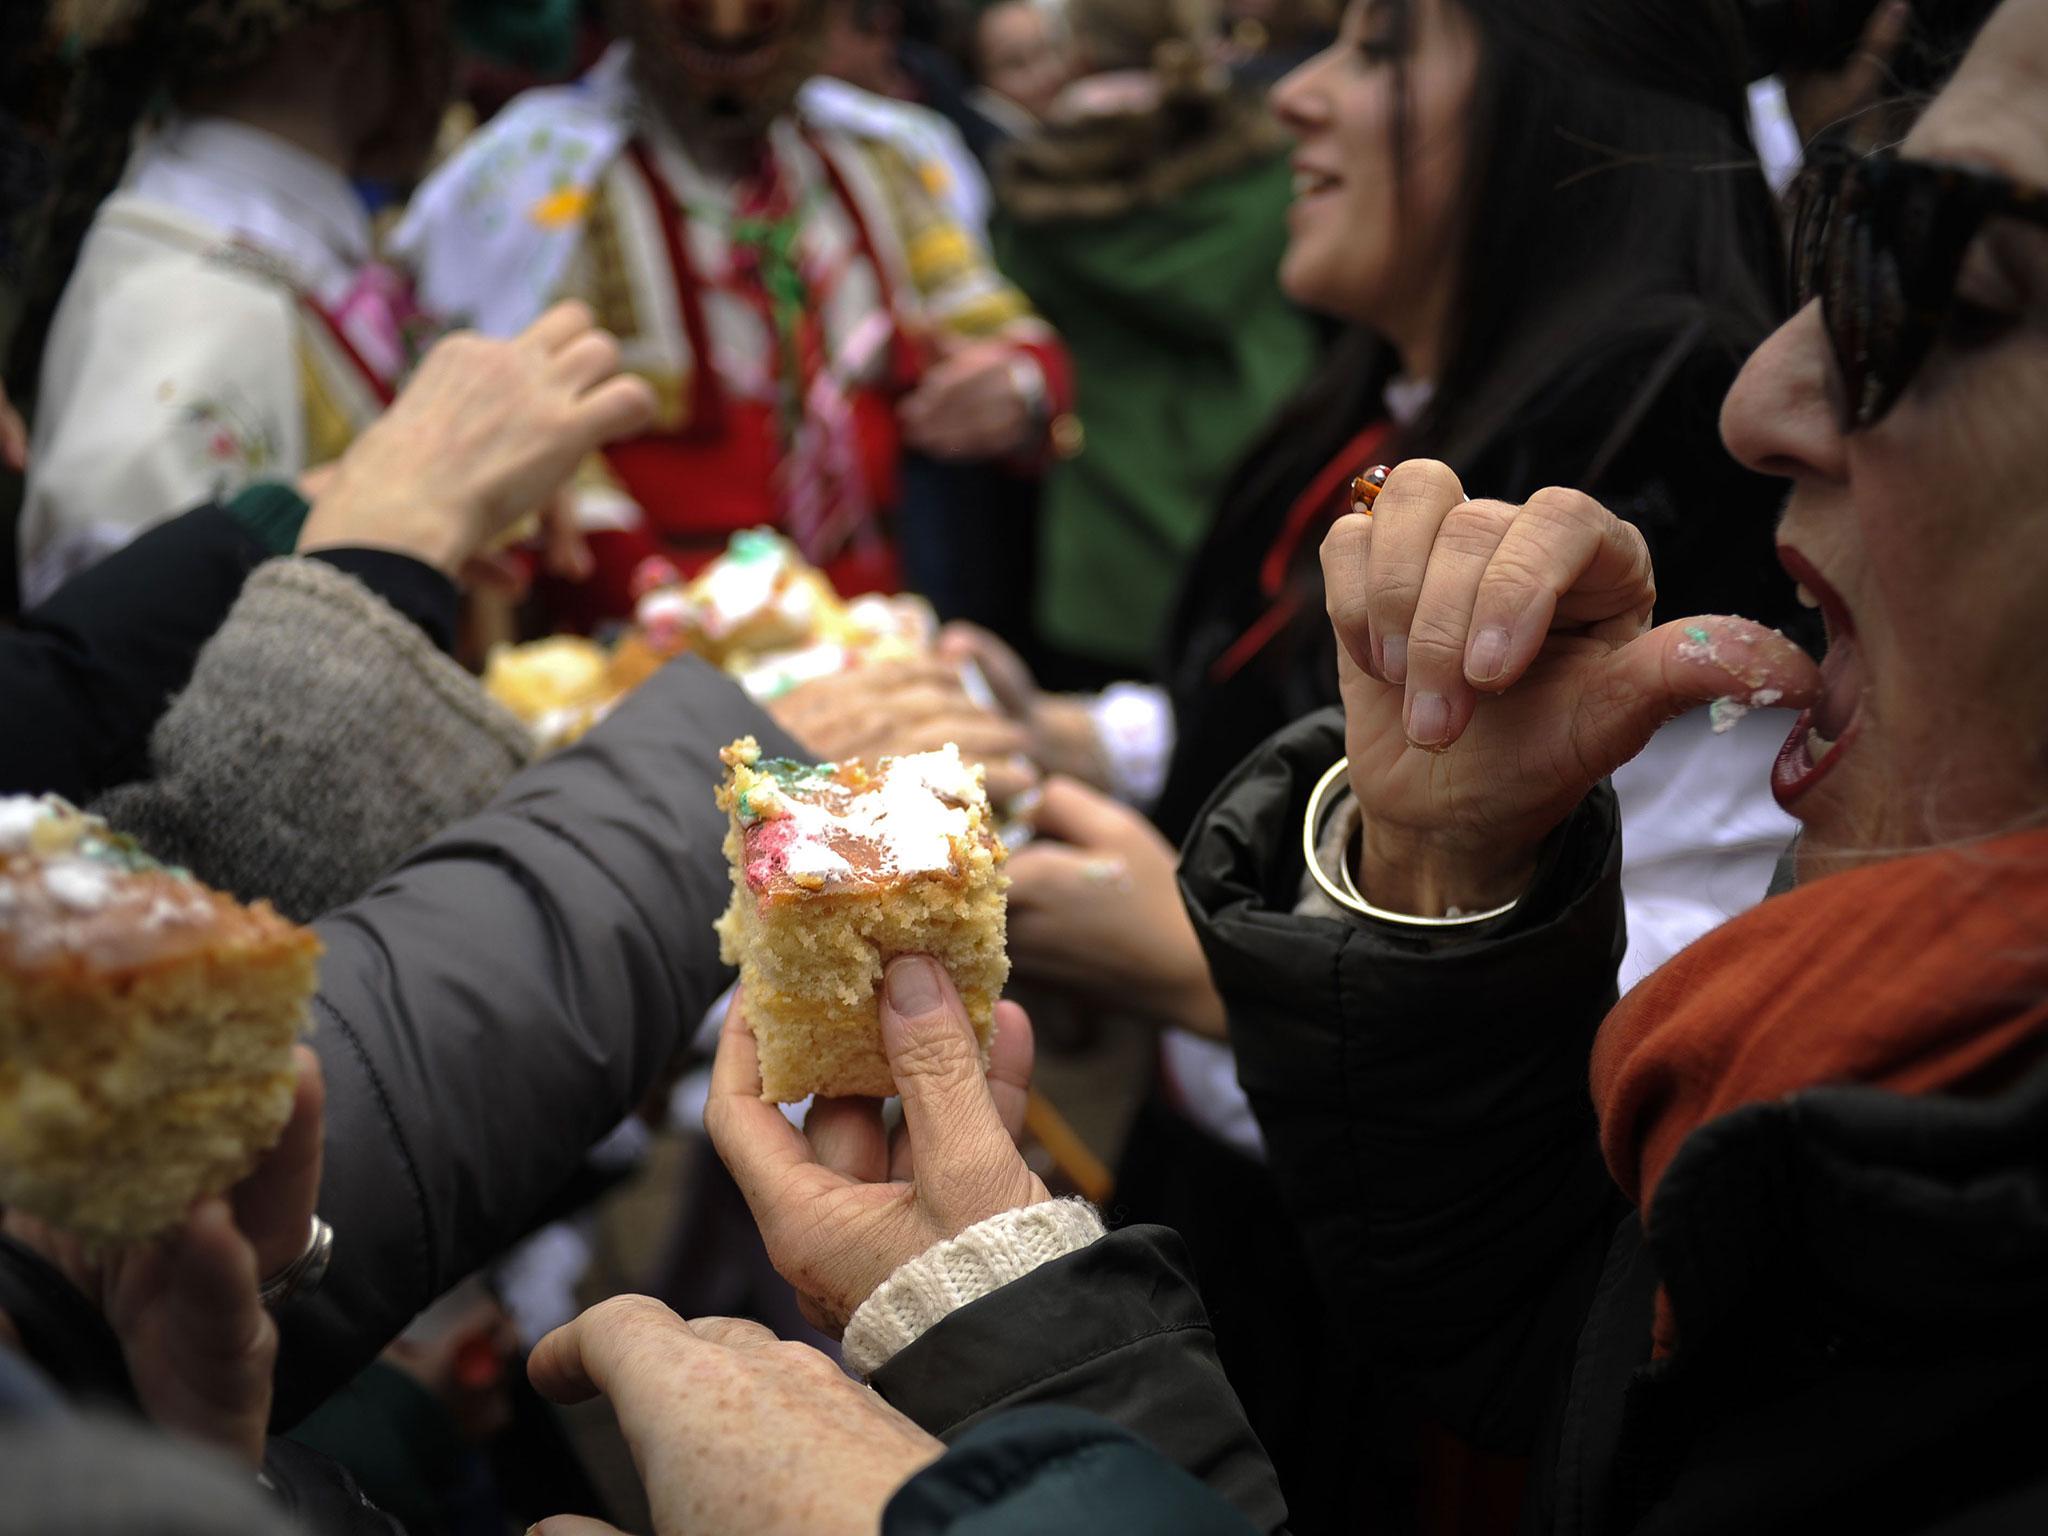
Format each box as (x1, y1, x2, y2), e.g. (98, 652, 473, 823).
(92, 558, 535, 922)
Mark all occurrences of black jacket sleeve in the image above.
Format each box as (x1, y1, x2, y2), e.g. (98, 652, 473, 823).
(1178, 709, 1630, 1453)
(272, 658, 800, 1425)
(872, 1226, 1289, 1534)
(1, 505, 265, 799)
(885, 1406, 1261, 1535)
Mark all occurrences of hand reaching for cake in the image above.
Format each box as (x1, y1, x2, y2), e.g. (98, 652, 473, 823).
(706, 958, 1047, 1333)
(526, 1299, 943, 1536)
(1007, 779, 1226, 1039)
(765, 658, 1041, 805)
(296, 300, 655, 578)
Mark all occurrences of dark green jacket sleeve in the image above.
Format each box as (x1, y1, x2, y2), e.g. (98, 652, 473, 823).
(872, 1225, 1288, 1533)
(1178, 709, 1631, 1453)
(886, 1406, 1260, 1535)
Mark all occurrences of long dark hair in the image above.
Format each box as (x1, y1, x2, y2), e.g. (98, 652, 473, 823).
(1208, 0, 1780, 567)
(1155, 0, 1803, 835)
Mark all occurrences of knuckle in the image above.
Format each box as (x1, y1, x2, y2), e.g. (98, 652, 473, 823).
(891, 1026, 978, 1086)
(1405, 609, 1470, 665)
(592, 1293, 674, 1338)
(1383, 458, 1464, 505)
(1523, 485, 1605, 529)
(1480, 548, 1553, 600)
(1365, 561, 1423, 616)
(1435, 502, 1511, 559)
(1326, 586, 1374, 634)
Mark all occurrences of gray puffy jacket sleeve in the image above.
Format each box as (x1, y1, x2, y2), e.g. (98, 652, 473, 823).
(273, 658, 799, 1425)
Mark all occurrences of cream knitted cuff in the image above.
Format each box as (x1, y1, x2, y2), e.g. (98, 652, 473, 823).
(841, 1198, 1107, 1379)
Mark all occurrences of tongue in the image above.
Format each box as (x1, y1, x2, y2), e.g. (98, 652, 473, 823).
(1813, 637, 1865, 740)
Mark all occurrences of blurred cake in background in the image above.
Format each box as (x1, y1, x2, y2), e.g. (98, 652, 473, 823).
(486, 529, 937, 751)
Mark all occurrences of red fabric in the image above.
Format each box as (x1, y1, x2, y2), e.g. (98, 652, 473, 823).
(298, 298, 399, 408)
(1209, 422, 1392, 684)
(537, 139, 910, 631)
(1590, 829, 2048, 1355)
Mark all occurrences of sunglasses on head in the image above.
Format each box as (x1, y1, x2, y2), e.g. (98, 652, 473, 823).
(1786, 143, 2048, 431)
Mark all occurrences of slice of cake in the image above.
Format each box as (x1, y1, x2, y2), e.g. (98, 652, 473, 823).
(715, 738, 1009, 1101)
(0, 797, 321, 1243)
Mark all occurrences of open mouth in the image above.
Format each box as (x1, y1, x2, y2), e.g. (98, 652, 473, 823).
(668, 31, 786, 82)
(1291, 164, 1342, 200)
(1772, 546, 1866, 810)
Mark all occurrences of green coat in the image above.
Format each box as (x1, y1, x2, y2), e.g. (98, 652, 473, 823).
(994, 109, 1317, 672)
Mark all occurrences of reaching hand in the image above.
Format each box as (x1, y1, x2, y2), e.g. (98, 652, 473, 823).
(1, 1047, 326, 1466)
(527, 1299, 943, 1536)
(1323, 460, 1822, 914)
(898, 341, 1035, 461)
(1007, 779, 1225, 1038)
(766, 656, 1040, 803)
(935, 623, 1115, 790)
(297, 301, 655, 577)
(705, 958, 1046, 1334)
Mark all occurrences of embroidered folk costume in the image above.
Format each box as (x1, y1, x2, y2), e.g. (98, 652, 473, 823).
(396, 44, 1074, 627)
(20, 118, 410, 605)
(11, 0, 433, 608)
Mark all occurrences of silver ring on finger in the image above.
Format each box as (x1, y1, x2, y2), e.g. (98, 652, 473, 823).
(259, 1216, 334, 1311)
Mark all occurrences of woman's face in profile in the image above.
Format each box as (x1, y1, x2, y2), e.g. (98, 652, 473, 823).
(1721, 0, 2048, 881)
(1269, 0, 1474, 356)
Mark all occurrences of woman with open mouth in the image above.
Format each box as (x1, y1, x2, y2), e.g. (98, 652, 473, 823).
(1170, 0, 2048, 1526)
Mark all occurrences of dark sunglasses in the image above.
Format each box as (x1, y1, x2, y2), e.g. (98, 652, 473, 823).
(1787, 143, 2048, 430)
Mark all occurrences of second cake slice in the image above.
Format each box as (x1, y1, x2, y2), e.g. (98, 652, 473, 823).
(715, 737, 1009, 1101)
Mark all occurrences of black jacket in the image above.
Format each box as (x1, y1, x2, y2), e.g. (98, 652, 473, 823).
(873, 1222, 1288, 1533)
(2, 499, 457, 803)
(1, 505, 267, 799)
(1175, 709, 2048, 1535)
(1153, 330, 1810, 841)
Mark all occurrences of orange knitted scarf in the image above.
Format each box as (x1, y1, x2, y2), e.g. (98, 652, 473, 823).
(1590, 829, 2048, 1356)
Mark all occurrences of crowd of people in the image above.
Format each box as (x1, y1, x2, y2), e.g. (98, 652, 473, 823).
(0, 0, 2043, 1530)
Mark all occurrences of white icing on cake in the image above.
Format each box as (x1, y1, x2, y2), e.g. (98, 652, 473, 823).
(690, 532, 798, 639)
(0, 797, 47, 855)
(766, 746, 980, 882)
(44, 860, 114, 912)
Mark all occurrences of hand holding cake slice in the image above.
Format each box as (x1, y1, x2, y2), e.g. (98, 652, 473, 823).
(715, 738, 1009, 1102)
(0, 796, 320, 1244)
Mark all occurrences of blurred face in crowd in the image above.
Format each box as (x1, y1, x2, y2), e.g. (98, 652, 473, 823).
(1270, 0, 1476, 375)
(615, 0, 829, 144)
(1720, 0, 2048, 881)
(350, 2, 458, 181)
(977, 1, 1069, 120)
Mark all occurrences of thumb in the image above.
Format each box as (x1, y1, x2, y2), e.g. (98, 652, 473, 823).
(528, 1519, 632, 1536)
(879, 957, 1011, 1187)
(1579, 616, 1822, 778)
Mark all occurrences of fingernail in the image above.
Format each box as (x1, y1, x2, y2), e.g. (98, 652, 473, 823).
(1467, 626, 1510, 682)
(1407, 691, 1449, 748)
(884, 955, 942, 1016)
(1382, 635, 1408, 684)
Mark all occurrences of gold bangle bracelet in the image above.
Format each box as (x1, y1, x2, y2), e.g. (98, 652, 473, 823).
(1301, 758, 1522, 928)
